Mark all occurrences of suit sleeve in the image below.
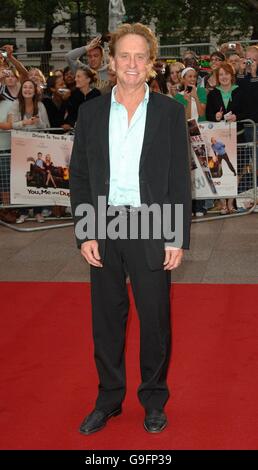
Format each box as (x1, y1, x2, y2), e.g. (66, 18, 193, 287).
(167, 104, 192, 249)
(69, 105, 93, 248)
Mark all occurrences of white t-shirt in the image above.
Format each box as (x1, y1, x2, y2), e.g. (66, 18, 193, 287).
(179, 91, 199, 121)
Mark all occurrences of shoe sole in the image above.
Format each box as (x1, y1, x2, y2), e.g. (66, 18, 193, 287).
(79, 408, 122, 436)
(144, 420, 168, 433)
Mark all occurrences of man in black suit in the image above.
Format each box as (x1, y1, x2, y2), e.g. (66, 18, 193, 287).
(69, 23, 191, 435)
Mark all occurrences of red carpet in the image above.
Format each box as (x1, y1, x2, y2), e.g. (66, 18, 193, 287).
(0, 282, 258, 450)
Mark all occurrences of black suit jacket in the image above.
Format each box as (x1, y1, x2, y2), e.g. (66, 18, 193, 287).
(69, 91, 192, 270)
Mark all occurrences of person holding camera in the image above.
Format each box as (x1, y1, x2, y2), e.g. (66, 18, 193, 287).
(174, 67, 207, 217)
(42, 75, 71, 131)
(174, 67, 207, 121)
(0, 66, 20, 103)
(164, 61, 185, 97)
(0, 45, 28, 82)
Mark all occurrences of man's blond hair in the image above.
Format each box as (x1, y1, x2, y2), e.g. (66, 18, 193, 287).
(109, 23, 158, 63)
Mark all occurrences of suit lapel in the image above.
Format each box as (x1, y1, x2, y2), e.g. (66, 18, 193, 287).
(100, 93, 111, 178)
(139, 92, 161, 170)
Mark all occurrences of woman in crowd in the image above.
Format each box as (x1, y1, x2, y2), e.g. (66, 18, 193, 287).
(0, 95, 13, 219)
(7, 79, 49, 130)
(204, 51, 225, 93)
(7, 79, 50, 223)
(53, 69, 64, 80)
(66, 65, 101, 127)
(165, 61, 185, 97)
(0, 68, 20, 216)
(44, 154, 57, 188)
(174, 66, 207, 216)
(174, 67, 207, 121)
(148, 72, 168, 94)
(43, 75, 71, 130)
(28, 68, 47, 95)
(206, 62, 246, 214)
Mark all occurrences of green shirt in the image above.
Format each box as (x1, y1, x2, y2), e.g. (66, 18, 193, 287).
(216, 84, 238, 108)
(174, 87, 207, 122)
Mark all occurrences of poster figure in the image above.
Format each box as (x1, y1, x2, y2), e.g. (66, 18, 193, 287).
(188, 119, 237, 198)
(188, 119, 217, 197)
(108, 0, 126, 32)
(10, 131, 73, 206)
(210, 137, 237, 177)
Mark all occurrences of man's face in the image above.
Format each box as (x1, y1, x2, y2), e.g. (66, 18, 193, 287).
(64, 70, 75, 86)
(110, 34, 152, 90)
(87, 47, 103, 70)
(245, 48, 258, 70)
(184, 55, 199, 72)
(228, 54, 240, 73)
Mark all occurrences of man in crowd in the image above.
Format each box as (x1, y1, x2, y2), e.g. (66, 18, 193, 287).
(65, 36, 109, 90)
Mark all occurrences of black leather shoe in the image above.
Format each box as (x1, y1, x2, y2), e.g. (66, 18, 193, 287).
(79, 407, 122, 435)
(144, 409, 167, 433)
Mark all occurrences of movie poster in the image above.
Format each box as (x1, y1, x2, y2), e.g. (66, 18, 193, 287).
(10, 131, 73, 206)
(188, 119, 237, 198)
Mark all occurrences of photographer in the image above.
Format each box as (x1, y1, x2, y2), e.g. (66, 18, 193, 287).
(164, 61, 185, 97)
(42, 75, 71, 130)
(0, 45, 28, 82)
(174, 67, 207, 121)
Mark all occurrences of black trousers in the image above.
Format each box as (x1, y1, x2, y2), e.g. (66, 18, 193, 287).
(90, 212, 172, 413)
(219, 153, 236, 175)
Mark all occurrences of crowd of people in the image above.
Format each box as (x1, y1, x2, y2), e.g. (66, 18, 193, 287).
(0, 37, 258, 222)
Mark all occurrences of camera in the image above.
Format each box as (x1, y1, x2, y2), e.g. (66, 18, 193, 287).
(246, 58, 253, 66)
(58, 88, 68, 94)
(2, 69, 11, 76)
(228, 43, 236, 50)
(0, 49, 8, 58)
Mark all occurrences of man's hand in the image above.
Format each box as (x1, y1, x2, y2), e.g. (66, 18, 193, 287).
(216, 107, 223, 122)
(163, 248, 184, 270)
(239, 58, 247, 74)
(2, 44, 13, 57)
(81, 240, 103, 267)
(250, 58, 257, 78)
(226, 113, 236, 122)
(85, 35, 102, 52)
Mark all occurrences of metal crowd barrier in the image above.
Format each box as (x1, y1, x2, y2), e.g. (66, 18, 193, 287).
(0, 128, 74, 232)
(0, 122, 257, 232)
(192, 119, 257, 223)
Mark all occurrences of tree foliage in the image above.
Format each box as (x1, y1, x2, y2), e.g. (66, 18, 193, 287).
(1, 0, 258, 49)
